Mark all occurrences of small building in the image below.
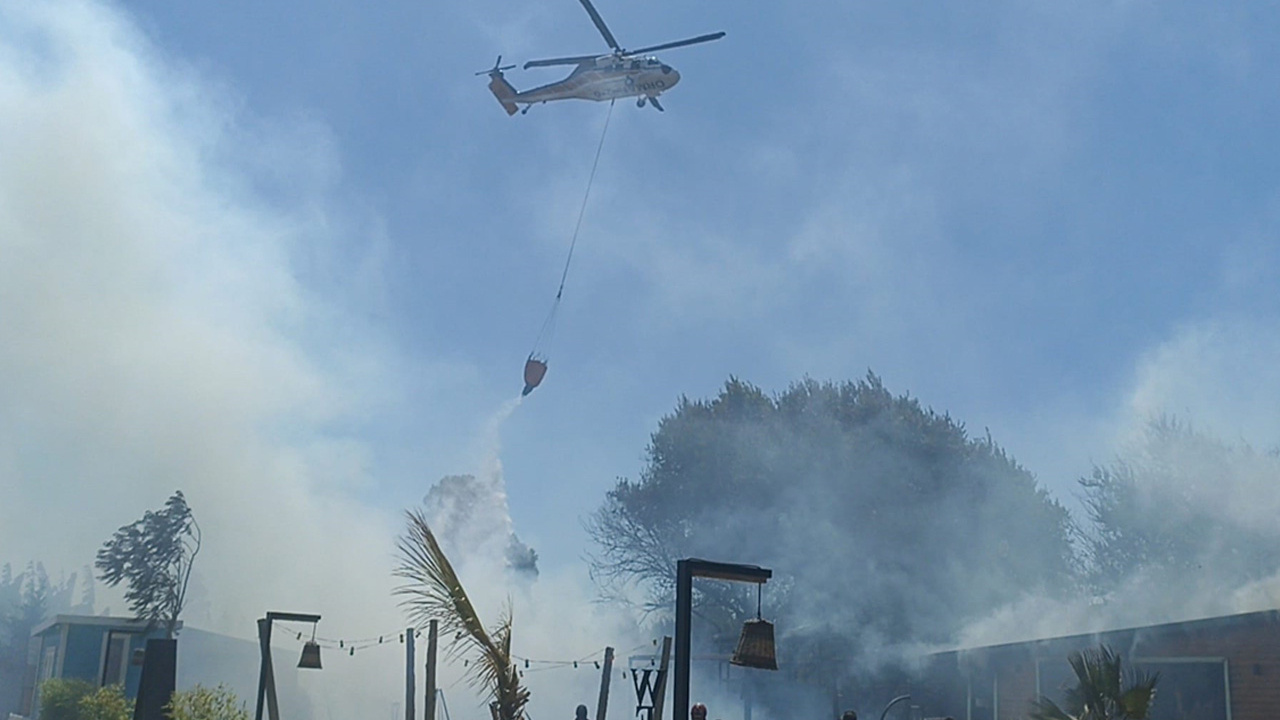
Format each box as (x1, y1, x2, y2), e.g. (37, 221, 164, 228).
(910, 609, 1280, 720)
(21, 614, 306, 719)
(26, 615, 175, 716)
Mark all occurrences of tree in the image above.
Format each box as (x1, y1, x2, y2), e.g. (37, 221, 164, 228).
(1029, 645, 1157, 720)
(588, 374, 1077, 684)
(95, 492, 200, 639)
(395, 509, 530, 720)
(165, 684, 249, 720)
(1078, 417, 1280, 595)
(2, 563, 49, 653)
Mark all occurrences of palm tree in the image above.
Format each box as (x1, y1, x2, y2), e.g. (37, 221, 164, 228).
(1030, 645, 1158, 720)
(395, 509, 530, 720)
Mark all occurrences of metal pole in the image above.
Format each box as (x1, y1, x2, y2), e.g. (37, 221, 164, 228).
(673, 560, 692, 720)
(596, 646, 615, 720)
(406, 628, 416, 720)
(425, 620, 439, 720)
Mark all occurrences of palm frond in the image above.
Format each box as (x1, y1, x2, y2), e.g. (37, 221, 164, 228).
(1030, 645, 1159, 720)
(394, 509, 530, 720)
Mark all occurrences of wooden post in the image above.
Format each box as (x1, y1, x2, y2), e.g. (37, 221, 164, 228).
(255, 618, 270, 720)
(673, 562, 693, 720)
(255, 618, 281, 720)
(425, 620, 439, 720)
(406, 628, 416, 720)
(673, 560, 771, 720)
(596, 646, 615, 720)
(653, 637, 672, 720)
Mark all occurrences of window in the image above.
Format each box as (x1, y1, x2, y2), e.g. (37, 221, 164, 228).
(1133, 658, 1228, 720)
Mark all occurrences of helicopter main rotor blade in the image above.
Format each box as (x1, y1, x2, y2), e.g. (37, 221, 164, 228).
(524, 54, 599, 69)
(577, 0, 621, 52)
(628, 32, 726, 56)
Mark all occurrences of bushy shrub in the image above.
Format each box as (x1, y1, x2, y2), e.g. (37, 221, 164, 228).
(165, 684, 250, 720)
(38, 678, 96, 720)
(80, 684, 132, 720)
(38, 680, 133, 720)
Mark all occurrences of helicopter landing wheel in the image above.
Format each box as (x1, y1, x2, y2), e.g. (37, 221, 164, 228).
(637, 97, 646, 108)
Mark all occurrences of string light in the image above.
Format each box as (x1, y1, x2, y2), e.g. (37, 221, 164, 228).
(276, 626, 643, 673)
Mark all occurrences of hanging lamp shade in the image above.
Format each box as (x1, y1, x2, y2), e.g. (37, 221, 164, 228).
(298, 640, 323, 670)
(730, 618, 777, 670)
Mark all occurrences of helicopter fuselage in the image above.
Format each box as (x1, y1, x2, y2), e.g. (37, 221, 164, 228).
(482, 0, 721, 115)
(488, 56, 681, 114)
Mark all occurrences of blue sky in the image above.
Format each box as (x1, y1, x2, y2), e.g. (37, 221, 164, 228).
(3, 0, 1280, 695)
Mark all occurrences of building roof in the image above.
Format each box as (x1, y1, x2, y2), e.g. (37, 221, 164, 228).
(31, 614, 183, 637)
(932, 608, 1280, 658)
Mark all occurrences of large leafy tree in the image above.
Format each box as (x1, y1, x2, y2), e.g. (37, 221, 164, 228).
(1078, 417, 1280, 596)
(2, 563, 88, 668)
(1030, 645, 1158, 720)
(95, 491, 200, 639)
(1, 564, 50, 654)
(588, 374, 1077, 681)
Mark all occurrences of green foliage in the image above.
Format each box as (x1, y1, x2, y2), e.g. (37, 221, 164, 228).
(1078, 417, 1280, 593)
(38, 678, 96, 720)
(2, 563, 48, 654)
(95, 491, 201, 638)
(396, 510, 530, 720)
(80, 684, 133, 720)
(588, 373, 1077, 678)
(1029, 645, 1158, 720)
(38, 680, 133, 720)
(165, 684, 250, 720)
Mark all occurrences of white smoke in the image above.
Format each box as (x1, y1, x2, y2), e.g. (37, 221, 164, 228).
(957, 316, 1280, 649)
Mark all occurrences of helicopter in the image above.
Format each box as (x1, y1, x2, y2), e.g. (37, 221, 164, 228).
(478, 0, 724, 115)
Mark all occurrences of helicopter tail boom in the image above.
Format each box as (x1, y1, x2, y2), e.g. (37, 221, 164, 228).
(487, 73, 520, 115)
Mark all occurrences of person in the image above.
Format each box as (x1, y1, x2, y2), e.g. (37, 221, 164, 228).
(576, 705, 589, 720)
(691, 703, 708, 720)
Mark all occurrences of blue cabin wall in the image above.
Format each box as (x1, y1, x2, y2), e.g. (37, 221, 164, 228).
(29, 616, 170, 717)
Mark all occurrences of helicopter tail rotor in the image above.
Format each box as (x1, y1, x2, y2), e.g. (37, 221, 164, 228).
(476, 55, 517, 76)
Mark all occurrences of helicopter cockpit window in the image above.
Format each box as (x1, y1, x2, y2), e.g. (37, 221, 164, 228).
(630, 60, 640, 69)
